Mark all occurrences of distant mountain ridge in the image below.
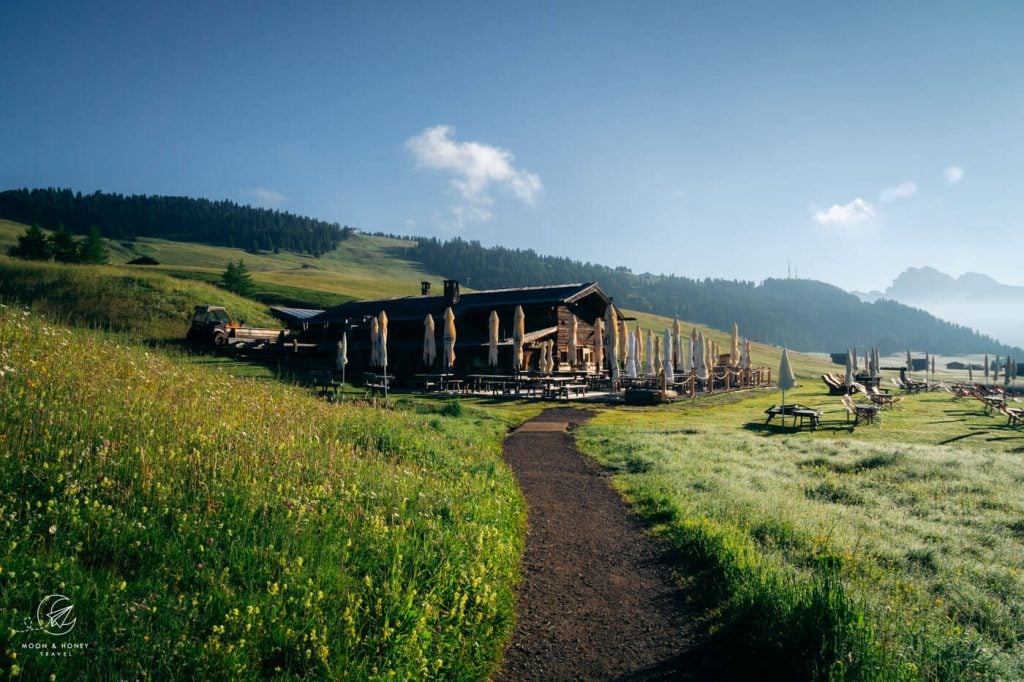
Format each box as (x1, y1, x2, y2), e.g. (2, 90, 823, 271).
(851, 267, 1024, 348)
(854, 267, 1024, 303)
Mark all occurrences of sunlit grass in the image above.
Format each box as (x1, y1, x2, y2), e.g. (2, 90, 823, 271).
(576, 383, 1024, 679)
(0, 308, 525, 679)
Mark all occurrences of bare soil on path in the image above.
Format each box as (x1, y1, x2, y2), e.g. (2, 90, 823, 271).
(496, 408, 713, 681)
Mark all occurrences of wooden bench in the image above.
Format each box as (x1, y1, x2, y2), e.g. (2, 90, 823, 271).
(764, 404, 822, 430)
(310, 370, 339, 401)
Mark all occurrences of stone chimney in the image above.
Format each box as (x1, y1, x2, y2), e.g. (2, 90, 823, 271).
(443, 279, 460, 306)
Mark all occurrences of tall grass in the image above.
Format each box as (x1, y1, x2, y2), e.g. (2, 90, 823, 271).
(0, 307, 524, 679)
(0, 259, 276, 340)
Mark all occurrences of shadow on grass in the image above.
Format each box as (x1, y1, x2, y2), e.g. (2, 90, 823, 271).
(938, 430, 988, 445)
(742, 420, 856, 436)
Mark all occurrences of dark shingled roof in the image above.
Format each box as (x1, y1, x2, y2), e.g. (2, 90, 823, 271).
(308, 282, 611, 326)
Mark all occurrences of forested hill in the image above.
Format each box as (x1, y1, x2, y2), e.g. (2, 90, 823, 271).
(412, 237, 1021, 355)
(0, 188, 353, 256)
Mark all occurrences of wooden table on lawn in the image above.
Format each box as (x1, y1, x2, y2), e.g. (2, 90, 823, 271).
(764, 403, 823, 431)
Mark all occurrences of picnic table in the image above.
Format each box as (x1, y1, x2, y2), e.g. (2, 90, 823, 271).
(363, 372, 393, 398)
(764, 403, 822, 431)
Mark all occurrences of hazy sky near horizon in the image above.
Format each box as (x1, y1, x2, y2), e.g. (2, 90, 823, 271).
(2, 1, 1022, 292)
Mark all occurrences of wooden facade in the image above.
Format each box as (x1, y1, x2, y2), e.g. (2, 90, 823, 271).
(299, 282, 617, 380)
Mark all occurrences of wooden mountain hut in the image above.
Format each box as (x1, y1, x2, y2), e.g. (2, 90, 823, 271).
(298, 280, 618, 379)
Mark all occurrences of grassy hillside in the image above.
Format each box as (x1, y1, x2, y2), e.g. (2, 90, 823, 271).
(0, 259, 277, 340)
(0, 309, 529, 679)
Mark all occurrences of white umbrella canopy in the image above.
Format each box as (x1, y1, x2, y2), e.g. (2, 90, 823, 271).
(690, 327, 698, 371)
(626, 332, 638, 378)
(664, 329, 674, 381)
(740, 338, 751, 370)
(654, 334, 663, 376)
(443, 306, 456, 371)
(695, 331, 708, 382)
(335, 334, 348, 372)
(513, 305, 525, 373)
(568, 314, 578, 369)
(984, 354, 989, 380)
(994, 355, 1001, 383)
(968, 362, 973, 382)
(851, 348, 858, 373)
(594, 317, 604, 374)
(635, 326, 644, 373)
(646, 329, 655, 376)
(423, 314, 436, 367)
(547, 340, 556, 373)
(778, 348, 797, 425)
(370, 316, 380, 367)
(488, 310, 500, 367)
(731, 323, 740, 367)
(378, 311, 389, 371)
(619, 319, 629, 370)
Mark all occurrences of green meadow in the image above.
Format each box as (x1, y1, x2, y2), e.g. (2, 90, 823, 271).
(0, 307, 531, 680)
(575, 382, 1024, 679)
(3, 224, 1023, 679)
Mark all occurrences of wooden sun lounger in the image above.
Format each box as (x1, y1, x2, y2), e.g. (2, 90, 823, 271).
(842, 394, 880, 425)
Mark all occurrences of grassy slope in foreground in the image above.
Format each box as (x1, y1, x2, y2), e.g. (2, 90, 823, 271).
(576, 380, 1024, 680)
(0, 308, 525, 680)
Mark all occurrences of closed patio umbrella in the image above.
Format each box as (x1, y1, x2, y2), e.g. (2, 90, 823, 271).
(513, 305, 524, 373)
(695, 331, 708, 385)
(606, 306, 619, 384)
(968, 361, 973, 382)
(690, 327, 698, 372)
(635, 325, 644, 373)
(731, 323, 740, 367)
(423, 314, 436, 367)
(906, 349, 912, 374)
(337, 332, 348, 401)
(664, 328, 674, 382)
(443, 306, 456, 372)
(852, 348, 858, 373)
(488, 310, 500, 367)
(646, 329, 655, 376)
(619, 319, 629, 370)
(605, 305, 618, 374)
(370, 316, 380, 367)
(670, 320, 679, 371)
(654, 334, 663, 376)
(626, 332, 638, 378)
(378, 310, 389, 397)
(547, 340, 556, 373)
(740, 339, 751, 369)
(984, 354, 989, 381)
(594, 317, 604, 374)
(778, 348, 797, 427)
(994, 355, 1000, 383)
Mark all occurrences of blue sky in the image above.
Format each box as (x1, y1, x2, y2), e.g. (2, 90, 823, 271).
(2, 1, 1022, 292)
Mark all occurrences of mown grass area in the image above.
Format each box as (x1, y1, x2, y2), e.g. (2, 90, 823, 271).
(575, 381, 1024, 680)
(0, 308, 528, 680)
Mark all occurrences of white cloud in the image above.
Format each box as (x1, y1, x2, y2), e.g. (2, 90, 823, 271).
(407, 125, 542, 228)
(944, 165, 964, 184)
(242, 187, 285, 207)
(879, 181, 917, 202)
(813, 197, 875, 225)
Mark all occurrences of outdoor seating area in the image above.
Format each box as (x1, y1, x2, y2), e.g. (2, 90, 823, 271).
(764, 403, 822, 431)
(841, 394, 881, 425)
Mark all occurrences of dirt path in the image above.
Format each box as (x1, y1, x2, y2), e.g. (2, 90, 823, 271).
(497, 408, 708, 681)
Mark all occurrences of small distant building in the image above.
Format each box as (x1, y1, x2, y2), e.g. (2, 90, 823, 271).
(127, 255, 160, 265)
(299, 280, 618, 378)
